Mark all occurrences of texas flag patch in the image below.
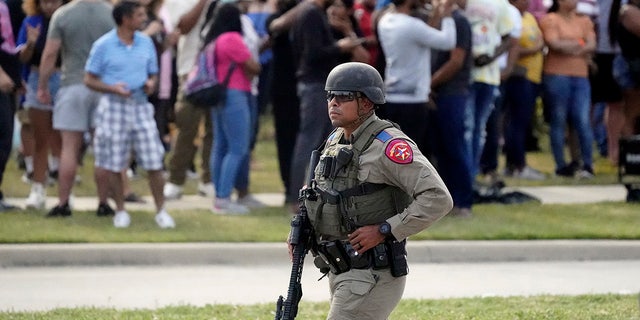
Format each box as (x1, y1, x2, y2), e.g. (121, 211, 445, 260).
(385, 139, 413, 164)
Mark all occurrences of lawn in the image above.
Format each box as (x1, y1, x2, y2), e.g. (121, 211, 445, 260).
(0, 294, 637, 320)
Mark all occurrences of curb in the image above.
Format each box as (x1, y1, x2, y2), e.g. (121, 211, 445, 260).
(2, 240, 640, 267)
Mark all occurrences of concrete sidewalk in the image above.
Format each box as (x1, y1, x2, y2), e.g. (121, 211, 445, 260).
(2, 240, 640, 268)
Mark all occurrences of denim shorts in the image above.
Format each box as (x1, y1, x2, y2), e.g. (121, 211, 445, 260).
(23, 70, 60, 111)
(613, 54, 638, 90)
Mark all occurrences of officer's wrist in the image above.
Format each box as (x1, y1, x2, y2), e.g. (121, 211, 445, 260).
(378, 222, 392, 237)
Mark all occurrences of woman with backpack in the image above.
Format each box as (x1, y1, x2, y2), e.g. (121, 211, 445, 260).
(203, 3, 261, 214)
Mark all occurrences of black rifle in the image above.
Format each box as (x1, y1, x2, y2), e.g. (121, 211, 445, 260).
(275, 150, 320, 320)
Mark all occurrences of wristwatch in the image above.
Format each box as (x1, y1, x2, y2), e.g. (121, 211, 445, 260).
(378, 222, 392, 236)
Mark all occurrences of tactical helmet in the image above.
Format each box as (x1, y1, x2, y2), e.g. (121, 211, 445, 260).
(325, 62, 385, 105)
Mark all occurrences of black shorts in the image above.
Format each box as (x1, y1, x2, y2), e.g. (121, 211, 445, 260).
(590, 53, 623, 103)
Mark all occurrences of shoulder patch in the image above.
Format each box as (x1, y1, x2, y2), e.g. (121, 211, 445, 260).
(385, 139, 413, 164)
(375, 130, 393, 143)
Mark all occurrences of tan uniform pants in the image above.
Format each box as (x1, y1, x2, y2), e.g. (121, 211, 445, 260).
(167, 77, 212, 185)
(327, 268, 405, 320)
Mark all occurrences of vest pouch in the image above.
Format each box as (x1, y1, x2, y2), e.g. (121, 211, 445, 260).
(388, 239, 408, 277)
(348, 188, 400, 225)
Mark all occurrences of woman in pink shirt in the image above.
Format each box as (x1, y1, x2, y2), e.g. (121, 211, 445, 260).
(203, 3, 261, 214)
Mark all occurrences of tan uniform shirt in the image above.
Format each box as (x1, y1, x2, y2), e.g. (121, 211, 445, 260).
(349, 115, 453, 240)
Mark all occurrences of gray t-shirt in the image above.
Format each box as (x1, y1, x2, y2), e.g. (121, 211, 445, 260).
(48, 0, 114, 86)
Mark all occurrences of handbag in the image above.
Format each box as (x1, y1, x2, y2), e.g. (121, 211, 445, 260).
(184, 42, 236, 108)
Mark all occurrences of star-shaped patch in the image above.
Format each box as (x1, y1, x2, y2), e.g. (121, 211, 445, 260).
(385, 139, 413, 164)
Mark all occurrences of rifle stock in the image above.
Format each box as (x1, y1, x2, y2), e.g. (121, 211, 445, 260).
(275, 150, 320, 320)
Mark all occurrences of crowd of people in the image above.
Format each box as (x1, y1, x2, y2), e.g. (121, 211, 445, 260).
(0, 0, 639, 222)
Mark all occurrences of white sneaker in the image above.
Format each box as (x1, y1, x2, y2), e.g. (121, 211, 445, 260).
(186, 169, 199, 180)
(575, 169, 594, 180)
(198, 182, 215, 197)
(514, 166, 545, 181)
(155, 209, 176, 229)
(163, 182, 183, 200)
(237, 194, 265, 208)
(212, 198, 249, 215)
(25, 183, 46, 209)
(113, 211, 131, 228)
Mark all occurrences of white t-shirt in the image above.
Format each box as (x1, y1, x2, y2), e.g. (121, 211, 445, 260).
(464, 0, 514, 85)
(378, 13, 456, 103)
(164, 0, 210, 77)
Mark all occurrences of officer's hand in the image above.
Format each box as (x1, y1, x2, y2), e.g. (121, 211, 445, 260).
(348, 225, 385, 255)
(286, 237, 294, 262)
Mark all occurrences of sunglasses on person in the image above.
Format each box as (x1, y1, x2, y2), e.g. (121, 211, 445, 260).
(326, 91, 362, 103)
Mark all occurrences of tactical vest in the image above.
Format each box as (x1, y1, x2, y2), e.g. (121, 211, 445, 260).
(305, 118, 413, 241)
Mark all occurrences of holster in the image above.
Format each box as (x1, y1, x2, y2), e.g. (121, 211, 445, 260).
(316, 240, 370, 275)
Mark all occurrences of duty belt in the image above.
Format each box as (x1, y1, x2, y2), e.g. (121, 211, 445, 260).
(315, 239, 408, 277)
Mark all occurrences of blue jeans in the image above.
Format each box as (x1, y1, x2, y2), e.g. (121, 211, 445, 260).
(543, 74, 593, 170)
(465, 82, 497, 176)
(591, 102, 608, 157)
(210, 89, 251, 198)
(503, 76, 539, 169)
(287, 82, 332, 203)
(234, 93, 258, 192)
(433, 93, 473, 209)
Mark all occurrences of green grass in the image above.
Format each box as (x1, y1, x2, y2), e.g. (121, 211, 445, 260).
(1, 201, 639, 243)
(0, 294, 637, 319)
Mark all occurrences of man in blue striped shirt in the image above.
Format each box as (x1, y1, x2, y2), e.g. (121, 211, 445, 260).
(84, 0, 175, 229)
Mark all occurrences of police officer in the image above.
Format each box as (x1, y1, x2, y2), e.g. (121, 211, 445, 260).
(294, 62, 453, 319)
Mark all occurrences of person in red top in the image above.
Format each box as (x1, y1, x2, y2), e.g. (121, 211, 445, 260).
(353, 0, 378, 66)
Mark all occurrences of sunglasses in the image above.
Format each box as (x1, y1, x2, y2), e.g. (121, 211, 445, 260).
(326, 91, 362, 103)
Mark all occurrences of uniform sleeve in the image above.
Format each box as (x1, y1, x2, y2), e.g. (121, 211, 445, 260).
(368, 135, 453, 241)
